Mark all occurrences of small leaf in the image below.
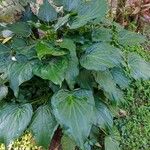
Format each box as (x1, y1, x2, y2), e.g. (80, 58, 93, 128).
(111, 67, 130, 89)
(61, 135, 76, 150)
(7, 22, 31, 37)
(51, 89, 95, 148)
(38, 0, 57, 22)
(80, 43, 123, 71)
(36, 42, 67, 60)
(127, 53, 150, 80)
(8, 62, 34, 97)
(94, 100, 113, 130)
(105, 135, 120, 150)
(34, 57, 68, 86)
(0, 103, 33, 145)
(0, 85, 8, 100)
(29, 105, 58, 149)
(70, 0, 108, 29)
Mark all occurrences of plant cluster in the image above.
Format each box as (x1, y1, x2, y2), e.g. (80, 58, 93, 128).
(0, 0, 150, 149)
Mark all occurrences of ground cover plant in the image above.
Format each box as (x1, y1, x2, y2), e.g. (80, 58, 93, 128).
(0, 0, 150, 149)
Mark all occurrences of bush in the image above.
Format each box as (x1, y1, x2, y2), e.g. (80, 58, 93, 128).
(0, 0, 150, 149)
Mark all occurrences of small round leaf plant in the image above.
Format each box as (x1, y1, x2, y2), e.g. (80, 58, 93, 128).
(0, 0, 149, 149)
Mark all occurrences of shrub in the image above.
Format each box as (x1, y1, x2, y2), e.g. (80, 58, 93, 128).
(0, 0, 150, 149)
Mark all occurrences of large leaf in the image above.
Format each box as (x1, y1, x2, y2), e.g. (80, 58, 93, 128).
(80, 43, 123, 71)
(29, 105, 58, 149)
(118, 29, 146, 46)
(8, 62, 34, 97)
(34, 57, 68, 86)
(105, 135, 120, 150)
(56, 0, 81, 11)
(0, 85, 8, 100)
(92, 27, 112, 42)
(54, 14, 70, 31)
(70, 0, 108, 29)
(127, 53, 150, 80)
(36, 41, 67, 60)
(0, 44, 11, 58)
(94, 100, 113, 130)
(51, 89, 95, 148)
(57, 39, 79, 89)
(111, 67, 130, 89)
(0, 103, 33, 145)
(77, 70, 94, 90)
(38, 0, 57, 22)
(7, 22, 31, 37)
(61, 135, 76, 150)
(93, 71, 124, 103)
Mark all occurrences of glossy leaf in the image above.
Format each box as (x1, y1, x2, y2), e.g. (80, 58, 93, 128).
(54, 0, 81, 11)
(127, 53, 150, 80)
(51, 89, 95, 148)
(0, 85, 8, 100)
(0, 103, 33, 145)
(80, 43, 123, 71)
(7, 22, 31, 37)
(8, 62, 33, 97)
(94, 100, 113, 130)
(70, 0, 107, 29)
(57, 39, 79, 89)
(34, 58, 68, 86)
(118, 29, 146, 46)
(36, 42, 67, 60)
(38, 0, 57, 22)
(105, 135, 120, 150)
(54, 14, 70, 30)
(93, 71, 124, 103)
(29, 105, 58, 149)
(111, 67, 130, 89)
(61, 135, 76, 150)
(92, 28, 112, 42)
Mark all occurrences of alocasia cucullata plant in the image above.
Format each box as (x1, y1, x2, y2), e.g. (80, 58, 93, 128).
(0, 0, 150, 149)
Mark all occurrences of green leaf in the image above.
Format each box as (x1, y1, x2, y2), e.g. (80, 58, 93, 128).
(93, 71, 124, 103)
(111, 67, 130, 89)
(70, 0, 108, 29)
(127, 53, 150, 80)
(118, 29, 146, 46)
(51, 89, 95, 148)
(61, 135, 76, 150)
(8, 62, 33, 97)
(29, 105, 58, 149)
(105, 135, 120, 150)
(94, 100, 113, 130)
(0, 44, 11, 58)
(92, 27, 112, 42)
(77, 70, 94, 90)
(57, 39, 79, 89)
(0, 85, 8, 100)
(36, 42, 67, 60)
(11, 37, 27, 50)
(55, 0, 81, 11)
(0, 103, 33, 145)
(38, 0, 57, 22)
(54, 14, 70, 30)
(7, 22, 31, 37)
(80, 43, 123, 71)
(34, 57, 68, 86)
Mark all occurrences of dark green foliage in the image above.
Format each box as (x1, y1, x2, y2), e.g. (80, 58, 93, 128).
(0, 0, 150, 149)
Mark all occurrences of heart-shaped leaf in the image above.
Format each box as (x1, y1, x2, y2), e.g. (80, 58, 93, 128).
(0, 103, 33, 145)
(51, 89, 95, 148)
